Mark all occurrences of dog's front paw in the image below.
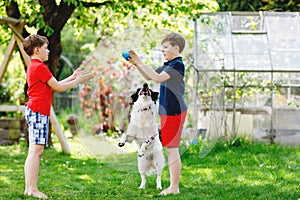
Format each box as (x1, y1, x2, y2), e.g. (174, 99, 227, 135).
(138, 152, 144, 157)
(118, 142, 125, 147)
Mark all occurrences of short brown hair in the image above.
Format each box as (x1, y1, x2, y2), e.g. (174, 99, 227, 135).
(161, 32, 185, 53)
(23, 34, 49, 56)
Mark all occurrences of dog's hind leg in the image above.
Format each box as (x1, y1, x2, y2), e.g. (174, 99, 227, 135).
(139, 173, 146, 189)
(154, 152, 165, 189)
(156, 173, 162, 189)
(138, 157, 148, 189)
(156, 164, 163, 189)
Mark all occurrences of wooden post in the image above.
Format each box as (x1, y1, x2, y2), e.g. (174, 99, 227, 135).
(50, 106, 71, 154)
(0, 37, 16, 83)
(8, 20, 30, 67)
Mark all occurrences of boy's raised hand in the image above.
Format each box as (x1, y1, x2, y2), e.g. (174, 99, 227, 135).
(71, 68, 82, 80)
(75, 70, 94, 85)
(129, 50, 144, 67)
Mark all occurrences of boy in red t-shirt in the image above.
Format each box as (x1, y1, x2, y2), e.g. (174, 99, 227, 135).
(23, 34, 93, 198)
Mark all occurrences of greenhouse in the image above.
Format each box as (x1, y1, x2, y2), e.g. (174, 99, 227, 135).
(192, 12, 300, 145)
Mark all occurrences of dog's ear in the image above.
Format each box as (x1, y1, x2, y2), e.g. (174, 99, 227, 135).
(130, 88, 140, 104)
(151, 90, 159, 103)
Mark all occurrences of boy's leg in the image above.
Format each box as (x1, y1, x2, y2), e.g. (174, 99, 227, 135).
(24, 144, 47, 198)
(159, 111, 186, 195)
(24, 106, 49, 198)
(166, 147, 181, 191)
(159, 147, 181, 195)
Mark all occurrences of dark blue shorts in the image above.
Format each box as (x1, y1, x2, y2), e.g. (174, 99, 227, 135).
(24, 106, 49, 145)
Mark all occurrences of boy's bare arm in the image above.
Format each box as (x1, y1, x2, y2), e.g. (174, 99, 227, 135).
(129, 50, 170, 83)
(137, 64, 170, 83)
(135, 67, 151, 80)
(59, 68, 82, 84)
(47, 71, 93, 92)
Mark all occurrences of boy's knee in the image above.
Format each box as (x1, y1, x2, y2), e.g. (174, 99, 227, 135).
(37, 150, 44, 158)
(166, 147, 178, 154)
(29, 145, 45, 157)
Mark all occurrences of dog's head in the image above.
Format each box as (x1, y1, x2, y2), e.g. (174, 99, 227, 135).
(130, 83, 159, 104)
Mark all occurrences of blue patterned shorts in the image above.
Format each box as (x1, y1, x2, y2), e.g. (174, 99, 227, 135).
(24, 106, 49, 145)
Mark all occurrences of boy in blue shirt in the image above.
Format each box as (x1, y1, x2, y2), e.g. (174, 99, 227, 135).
(128, 32, 187, 196)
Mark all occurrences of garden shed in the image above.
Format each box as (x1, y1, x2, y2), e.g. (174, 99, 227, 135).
(192, 12, 300, 145)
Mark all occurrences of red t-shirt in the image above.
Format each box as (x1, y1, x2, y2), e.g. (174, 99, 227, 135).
(26, 59, 53, 116)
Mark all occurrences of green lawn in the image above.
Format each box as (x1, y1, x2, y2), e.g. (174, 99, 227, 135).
(0, 137, 300, 199)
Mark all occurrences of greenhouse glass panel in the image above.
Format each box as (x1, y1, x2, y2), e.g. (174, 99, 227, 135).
(232, 34, 271, 70)
(265, 13, 300, 70)
(193, 12, 300, 145)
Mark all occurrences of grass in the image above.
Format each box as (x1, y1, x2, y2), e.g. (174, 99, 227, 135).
(0, 137, 300, 199)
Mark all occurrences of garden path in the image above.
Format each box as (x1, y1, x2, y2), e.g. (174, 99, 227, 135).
(79, 134, 136, 158)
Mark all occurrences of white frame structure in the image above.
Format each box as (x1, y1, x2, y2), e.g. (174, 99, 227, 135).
(193, 12, 300, 144)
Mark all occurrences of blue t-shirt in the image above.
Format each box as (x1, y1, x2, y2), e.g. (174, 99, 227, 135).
(155, 57, 187, 115)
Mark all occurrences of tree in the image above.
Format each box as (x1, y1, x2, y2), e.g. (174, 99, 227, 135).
(0, 0, 219, 137)
(1, 0, 219, 75)
(217, 0, 300, 11)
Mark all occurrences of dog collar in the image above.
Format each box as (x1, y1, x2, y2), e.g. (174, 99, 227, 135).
(138, 105, 151, 112)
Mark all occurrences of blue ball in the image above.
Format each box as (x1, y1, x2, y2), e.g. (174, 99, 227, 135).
(122, 49, 131, 61)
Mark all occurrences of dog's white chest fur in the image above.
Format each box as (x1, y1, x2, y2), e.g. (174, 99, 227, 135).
(127, 96, 162, 155)
(130, 98, 157, 133)
(118, 85, 165, 189)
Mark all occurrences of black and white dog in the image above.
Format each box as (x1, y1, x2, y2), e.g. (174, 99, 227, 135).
(118, 83, 165, 189)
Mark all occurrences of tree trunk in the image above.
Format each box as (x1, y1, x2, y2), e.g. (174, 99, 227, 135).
(38, 30, 62, 75)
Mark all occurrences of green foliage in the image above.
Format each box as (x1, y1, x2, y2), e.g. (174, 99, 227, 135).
(0, 0, 219, 43)
(0, 0, 220, 99)
(217, 0, 300, 11)
(224, 136, 251, 147)
(71, 0, 219, 36)
(61, 24, 97, 70)
(0, 82, 11, 103)
(1, 139, 300, 199)
(198, 70, 283, 111)
(55, 107, 76, 132)
(0, 0, 218, 119)
(0, 50, 26, 105)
